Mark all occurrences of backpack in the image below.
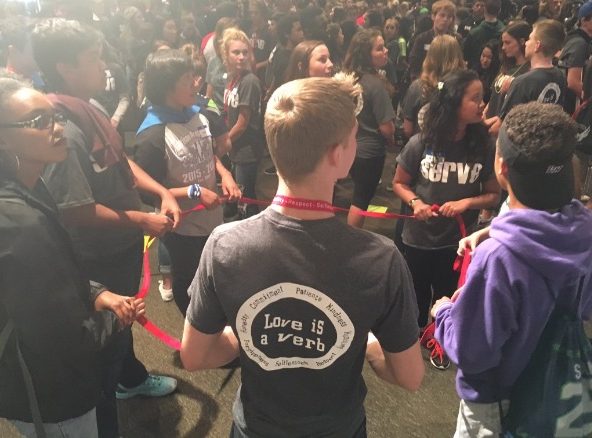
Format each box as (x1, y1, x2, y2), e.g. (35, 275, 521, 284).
(501, 277, 592, 437)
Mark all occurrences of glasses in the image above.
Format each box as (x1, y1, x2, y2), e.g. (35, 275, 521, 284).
(0, 112, 67, 132)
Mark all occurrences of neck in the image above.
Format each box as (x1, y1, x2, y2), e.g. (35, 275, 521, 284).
(484, 13, 497, 22)
(434, 26, 446, 35)
(514, 53, 526, 66)
(530, 55, 553, 69)
(164, 100, 184, 111)
(272, 177, 336, 220)
(61, 84, 92, 101)
(16, 160, 44, 190)
(506, 190, 529, 210)
(455, 123, 467, 141)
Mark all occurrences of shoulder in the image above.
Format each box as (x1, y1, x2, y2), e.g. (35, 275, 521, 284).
(241, 73, 261, 87)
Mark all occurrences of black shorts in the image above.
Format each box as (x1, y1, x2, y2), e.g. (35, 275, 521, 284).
(349, 155, 386, 210)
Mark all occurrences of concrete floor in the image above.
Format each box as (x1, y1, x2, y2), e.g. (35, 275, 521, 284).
(0, 150, 460, 438)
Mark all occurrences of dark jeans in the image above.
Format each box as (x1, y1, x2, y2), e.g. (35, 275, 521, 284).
(404, 245, 459, 328)
(162, 232, 209, 316)
(233, 161, 260, 218)
(229, 418, 367, 438)
(80, 240, 148, 438)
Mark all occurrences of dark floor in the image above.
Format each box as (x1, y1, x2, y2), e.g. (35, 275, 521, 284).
(0, 150, 460, 438)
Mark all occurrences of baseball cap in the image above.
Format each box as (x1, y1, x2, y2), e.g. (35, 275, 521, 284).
(498, 125, 574, 210)
(578, 1, 592, 19)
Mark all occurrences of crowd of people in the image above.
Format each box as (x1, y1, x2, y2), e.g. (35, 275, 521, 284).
(1, 0, 592, 436)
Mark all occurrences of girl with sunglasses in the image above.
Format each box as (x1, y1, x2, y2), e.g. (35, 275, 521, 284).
(0, 75, 144, 437)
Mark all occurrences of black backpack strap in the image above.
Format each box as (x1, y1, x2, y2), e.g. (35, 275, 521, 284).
(0, 321, 47, 438)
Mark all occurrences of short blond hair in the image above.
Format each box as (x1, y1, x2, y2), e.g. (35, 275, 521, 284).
(265, 76, 362, 183)
(221, 28, 251, 66)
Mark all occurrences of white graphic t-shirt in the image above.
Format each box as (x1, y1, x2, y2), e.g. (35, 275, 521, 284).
(187, 208, 419, 437)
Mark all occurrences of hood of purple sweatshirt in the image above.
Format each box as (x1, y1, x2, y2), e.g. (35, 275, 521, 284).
(435, 201, 592, 403)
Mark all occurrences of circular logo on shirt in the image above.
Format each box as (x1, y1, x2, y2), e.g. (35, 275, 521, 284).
(236, 283, 355, 371)
(538, 83, 561, 104)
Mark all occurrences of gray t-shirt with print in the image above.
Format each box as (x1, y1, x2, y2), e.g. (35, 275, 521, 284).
(43, 121, 142, 260)
(356, 73, 396, 159)
(186, 208, 419, 437)
(397, 134, 495, 249)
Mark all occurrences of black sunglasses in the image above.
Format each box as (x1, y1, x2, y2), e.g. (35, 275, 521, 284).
(0, 112, 67, 131)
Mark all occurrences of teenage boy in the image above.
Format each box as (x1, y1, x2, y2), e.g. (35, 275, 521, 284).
(462, 0, 504, 70)
(31, 18, 179, 438)
(458, 0, 485, 39)
(432, 102, 592, 436)
(498, 20, 566, 119)
(558, 0, 592, 114)
(408, 0, 459, 78)
(134, 49, 241, 316)
(180, 76, 424, 437)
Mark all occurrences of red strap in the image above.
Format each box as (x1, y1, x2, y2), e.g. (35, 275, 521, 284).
(136, 196, 469, 350)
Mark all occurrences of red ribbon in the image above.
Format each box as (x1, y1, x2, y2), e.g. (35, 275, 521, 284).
(135, 196, 469, 350)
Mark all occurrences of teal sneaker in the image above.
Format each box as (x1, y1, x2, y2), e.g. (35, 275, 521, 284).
(116, 375, 177, 400)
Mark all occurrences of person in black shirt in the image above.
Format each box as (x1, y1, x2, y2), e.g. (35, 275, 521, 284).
(458, 0, 485, 38)
(497, 20, 567, 126)
(558, 0, 592, 114)
(408, 0, 459, 79)
(463, 0, 504, 70)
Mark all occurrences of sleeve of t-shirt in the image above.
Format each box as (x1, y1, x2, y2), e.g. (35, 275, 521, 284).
(201, 108, 229, 138)
(42, 122, 95, 209)
(133, 125, 167, 184)
(499, 77, 527, 119)
(186, 232, 228, 334)
(368, 77, 396, 125)
(238, 74, 262, 110)
(372, 247, 420, 352)
(402, 80, 422, 122)
(396, 135, 424, 179)
(561, 39, 588, 69)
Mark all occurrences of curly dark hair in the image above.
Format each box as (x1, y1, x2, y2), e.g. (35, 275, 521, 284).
(343, 28, 383, 79)
(422, 69, 488, 161)
(503, 102, 578, 166)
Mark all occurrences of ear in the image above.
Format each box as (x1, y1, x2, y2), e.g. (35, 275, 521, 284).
(326, 143, 342, 168)
(56, 62, 74, 84)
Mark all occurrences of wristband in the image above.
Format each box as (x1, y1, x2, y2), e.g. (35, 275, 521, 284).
(187, 183, 202, 200)
(409, 197, 421, 208)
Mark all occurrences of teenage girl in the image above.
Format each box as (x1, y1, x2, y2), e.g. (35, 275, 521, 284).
(393, 70, 500, 369)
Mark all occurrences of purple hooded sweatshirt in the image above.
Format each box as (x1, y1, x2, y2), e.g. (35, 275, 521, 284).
(435, 200, 592, 403)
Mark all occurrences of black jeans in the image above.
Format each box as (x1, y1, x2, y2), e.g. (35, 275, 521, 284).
(162, 232, 209, 316)
(404, 245, 460, 328)
(229, 418, 367, 438)
(80, 239, 148, 438)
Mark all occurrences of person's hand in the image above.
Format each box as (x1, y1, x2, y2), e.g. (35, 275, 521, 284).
(487, 117, 502, 136)
(500, 75, 513, 94)
(94, 291, 137, 326)
(111, 118, 120, 129)
(413, 200, 438, 221)
(458, 226, 490, 256)
(139, 212, 174, 237)
(430, 296, 452, 319)
(439, 199, 470, 217)
(450, 287, 463, 302)
(160, 191, 181, 229)
(220, 174, 242, 201)
(200, 187, 221, 209)
(131, 298, 146, 320)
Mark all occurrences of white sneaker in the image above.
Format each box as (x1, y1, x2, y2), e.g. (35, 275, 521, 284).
(158, 280, 173, 302)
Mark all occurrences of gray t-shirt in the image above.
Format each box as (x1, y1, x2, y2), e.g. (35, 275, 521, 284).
(43, 121, 142, 259)
(356, 73, 396, 159)
(397, 134, 495, 249)
(187, 208, 419, 437)
(224, 72, 264, 164)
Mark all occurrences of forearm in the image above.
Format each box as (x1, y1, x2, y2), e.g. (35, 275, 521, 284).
(393, 182, 419, 205)
(182, 326, 240, 370)
(128, 159, 169, 199)
(112, 96, 130, 123)
(60, 202, 146, 229)
(464, 191, 500, 210)
(366, 337, 397, 384)
(228, 121, 248, 143)
(215, 156, 232, 178)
